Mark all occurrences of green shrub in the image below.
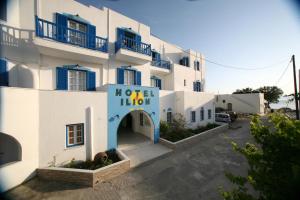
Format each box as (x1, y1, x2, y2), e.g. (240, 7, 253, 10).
(219, 113, 300, 200)
(160, 121, 170, 134)
(64, 149, 120, 170)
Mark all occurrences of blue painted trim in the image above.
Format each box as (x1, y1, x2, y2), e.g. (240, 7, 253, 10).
(35, 16, 108, 53)
(62, 13, 91, 25)
(0, 58, 8, 86)
(66, 123, 84, 148)
(107, 85, 160, 150)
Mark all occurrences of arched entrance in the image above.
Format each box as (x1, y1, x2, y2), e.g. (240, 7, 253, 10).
(0, 132, 22, 166)
(117, 110, 154, 149)
(107, 85, 160, 150)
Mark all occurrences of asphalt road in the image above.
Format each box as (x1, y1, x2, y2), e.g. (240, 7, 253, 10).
(3, 119, 253, 200)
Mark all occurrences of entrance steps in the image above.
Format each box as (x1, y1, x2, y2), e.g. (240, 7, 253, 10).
(119, 143, 172, 167)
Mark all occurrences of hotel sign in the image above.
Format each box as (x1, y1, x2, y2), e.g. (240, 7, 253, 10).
(115, 88, 155, 106)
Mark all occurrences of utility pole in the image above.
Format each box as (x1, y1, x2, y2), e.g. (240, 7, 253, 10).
(292, 55, 299, 120)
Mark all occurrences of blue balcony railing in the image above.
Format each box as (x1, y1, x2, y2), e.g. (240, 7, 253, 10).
(35, 16, 108, 53)
(151, 59, 171, 70)
(115, 35, 151, 56)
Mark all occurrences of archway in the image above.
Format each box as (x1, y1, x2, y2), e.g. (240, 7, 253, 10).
(0, 132, 22, 166)
(107, 85, 160, 150)
(117, 110, 154, 149)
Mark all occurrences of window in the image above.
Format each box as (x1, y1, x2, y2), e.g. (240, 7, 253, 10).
(67, 19, 87, 46)
(191, 111, 196, 122)
(193, 81, 201, 92)
(208, 109, 212, 119)
(151, 77, 161, 89)
(140, 112, 144, 126)
(0, 0, 7, 21)
(152, 51, 160, 61)
(66, 124, 84, 147)
(184, 79, 186, 86)
(194, 61, 200, 71)
(124, 69, 135, 85)
(200, 107, 204, 121)
(68, 70, 86, 91)
(167, 112, 172, 123)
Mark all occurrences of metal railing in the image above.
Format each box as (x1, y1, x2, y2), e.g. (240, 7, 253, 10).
(115, 35, 151, 56)
(151, 59, 171, 70)
(35, 16, 108, 53)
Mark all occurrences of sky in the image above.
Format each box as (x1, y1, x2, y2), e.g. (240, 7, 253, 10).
(78, 0, 300, 95)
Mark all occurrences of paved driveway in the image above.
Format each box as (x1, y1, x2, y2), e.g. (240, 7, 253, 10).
(3, 119, 252, 200)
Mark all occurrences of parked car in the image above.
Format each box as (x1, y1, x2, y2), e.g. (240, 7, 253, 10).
(215, 113, 231, 123)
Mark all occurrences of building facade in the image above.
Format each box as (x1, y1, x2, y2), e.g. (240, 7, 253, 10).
(0, 0, 215, 192)
(215, 93, 265, 114)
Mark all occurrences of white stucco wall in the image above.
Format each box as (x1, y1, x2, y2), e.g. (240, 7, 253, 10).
(39, 90, 108, 167)
(0, 87, 39, 193)
(159, 90, 215, 128)
(215, 93, 265, 114)
(178, 91, 215, 128)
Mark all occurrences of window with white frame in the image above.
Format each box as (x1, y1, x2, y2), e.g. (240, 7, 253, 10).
(184, 79, 186, 86)
(191, 111, 196, 123)
(68, 70, 86, 91)
(124, 69, 135, 85)
(66, 124, 84, 147)
(150, 77, 161, 89)
(167, 112, 172, 123)
(68, 19, 87, 46)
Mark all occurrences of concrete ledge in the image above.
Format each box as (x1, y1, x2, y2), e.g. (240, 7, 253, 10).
(37, 150, 130, 187)
(159, 123, 228, 149)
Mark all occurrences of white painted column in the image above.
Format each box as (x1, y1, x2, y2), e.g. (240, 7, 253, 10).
(85, 107, 94, 160)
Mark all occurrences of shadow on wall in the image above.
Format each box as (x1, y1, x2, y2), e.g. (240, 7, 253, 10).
(0, 23, 39, 62)
(9, 64, 34, 88)
(0, 132, 22, 166)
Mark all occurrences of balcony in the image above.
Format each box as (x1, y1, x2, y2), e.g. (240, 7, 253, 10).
(34, 16, 109, 63)
(150, 60, 171, 75)
(151, 60, 171, 70)
(114, 35, 152, 65)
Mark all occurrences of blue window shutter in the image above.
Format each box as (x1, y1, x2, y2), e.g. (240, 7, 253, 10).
(136, 34, 141, 43)
(117, 68, 124, 84)
(135, 34, 141, 52)
(199, 82, 202, 91)
(35, 16, 44, 37)
(87, 24, 96, 49)
(136, 71, 141, 85)
(0, 58, 8, 86)
(56, 67, 68, 90)
(193, 82, 196, 91)
(86, 71, 96, 91)
(157, 53, 161, 61)
(157, 79, 161, 90)
(117, 28, 125, 40)
(56, 13, 68, 42)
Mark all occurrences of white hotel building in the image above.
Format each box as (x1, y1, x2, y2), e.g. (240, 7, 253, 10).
(0, 0, 215, 192)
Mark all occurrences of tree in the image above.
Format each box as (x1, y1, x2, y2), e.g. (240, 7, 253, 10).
(233, 88, 257, 94)
(233, 86, 283, 105)
(219, 113, 300, 200)
(256, 86, 283, 104)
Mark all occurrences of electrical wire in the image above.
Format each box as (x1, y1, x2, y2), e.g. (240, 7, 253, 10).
(203, 57, 291, 71)
(274, 59, 292, 85)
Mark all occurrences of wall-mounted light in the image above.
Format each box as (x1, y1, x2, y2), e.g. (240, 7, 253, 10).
(109, 114, 120, 122)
